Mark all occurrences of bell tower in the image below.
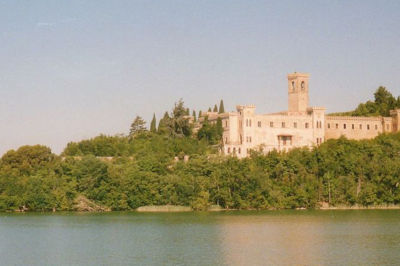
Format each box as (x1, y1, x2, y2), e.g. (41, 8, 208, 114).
(288, 72, 309, 114)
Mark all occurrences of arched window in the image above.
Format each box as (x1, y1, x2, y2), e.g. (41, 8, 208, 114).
(238, 148, 241, 154)
(292, 81, 295, 91)
(301, 81, 305, 90)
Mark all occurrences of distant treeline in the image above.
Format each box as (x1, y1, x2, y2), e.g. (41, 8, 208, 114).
(329, 87, 400, 117)
(1, 132, 400, 211)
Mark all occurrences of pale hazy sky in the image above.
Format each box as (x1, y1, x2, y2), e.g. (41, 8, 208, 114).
(0, 0, 399, 155)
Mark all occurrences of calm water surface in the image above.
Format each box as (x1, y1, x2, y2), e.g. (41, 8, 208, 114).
(0, 210, 399, 265)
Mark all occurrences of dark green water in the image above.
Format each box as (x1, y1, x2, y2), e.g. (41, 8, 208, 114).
(1, 210, 399, 265)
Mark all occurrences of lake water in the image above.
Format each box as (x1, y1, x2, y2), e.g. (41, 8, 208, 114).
(1, 210, 399, 265)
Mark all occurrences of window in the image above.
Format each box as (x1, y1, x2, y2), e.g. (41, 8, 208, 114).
(240, 135, 243, 144)
(328, 123, 330, 129)
(360, 124, 362, 129)
(282, 122, 285, 128)
(367, 124, 370, 130)
(352, 124, 355, 130)
(258, 121, 261, 127)
(375, 125, 378, 130)
(249, 136, 252, 143)
(227, 148, 231, 154)
(301, 81, 305, 90)
(305, 123, 309, 129)
(343, 124, 346, 129)
(279, 136, 292, 146)
(238, 148, 241, 154)
(292, 81, 295, 91)
(335, 123, 338, 129)
(249, 120, 252, 127)
(270, 122, 274, 127)
(294, 122, 297, 128)
(246, 119, 248, 127)
(225, 121, 228, 127)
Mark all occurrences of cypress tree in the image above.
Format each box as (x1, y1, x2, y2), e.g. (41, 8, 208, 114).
(150, 113, 157, 132)
(199, 110, 202, 118)
(208, 107, 212, 112)
(213, 104, 218, 112)
(158, 112, 170, 134)
(192, 110, 196, 122)
(218, 99, 225, 113)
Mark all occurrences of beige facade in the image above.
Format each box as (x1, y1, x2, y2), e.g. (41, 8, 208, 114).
(198, 73, 400, 158)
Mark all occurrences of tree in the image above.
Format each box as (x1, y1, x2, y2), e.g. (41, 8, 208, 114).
(169, 99, 192, 137)
(150, 114, 157, 133)
(129, 116, 147, 136)
(208, 107, 212, 112)
(192, 110, 197, 122)
(186, 108, 190, 116)
(374, 86, 396, 116)
(158, 112, 170, 135)
(213, 104, 218, 112)
(199, 110, 202, 118)
(218, 99, 225, 113)
(197, 116, 223, 145)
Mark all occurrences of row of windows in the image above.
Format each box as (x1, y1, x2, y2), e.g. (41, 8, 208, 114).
(268, 121, 310, 129)
(316, 138, 323, 145)
(227, 147, 241, 154)
(327, 123, 382, 130)
(243, 118, 326, 129)
(245, 119, 316, 129)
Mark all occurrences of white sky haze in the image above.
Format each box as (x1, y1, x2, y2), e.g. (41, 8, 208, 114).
(0, 0, 399, 154)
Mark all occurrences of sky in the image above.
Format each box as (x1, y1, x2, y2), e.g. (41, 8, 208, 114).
(0, 0, 399, 155)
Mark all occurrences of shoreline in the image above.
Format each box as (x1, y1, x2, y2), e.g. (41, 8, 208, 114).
(5, 204, 400, 213)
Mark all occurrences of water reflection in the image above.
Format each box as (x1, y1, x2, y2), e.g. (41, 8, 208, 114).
(217, 210, 400, 265)
(0, 211, 400, 265)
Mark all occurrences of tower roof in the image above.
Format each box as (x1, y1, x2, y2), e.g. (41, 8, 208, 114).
(287, 72, 310, 79)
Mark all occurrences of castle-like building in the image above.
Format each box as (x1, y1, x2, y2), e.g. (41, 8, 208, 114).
(200, 72, 400, 158)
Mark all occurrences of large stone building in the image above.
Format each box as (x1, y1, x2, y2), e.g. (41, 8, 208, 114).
(200, 72, 400, 158)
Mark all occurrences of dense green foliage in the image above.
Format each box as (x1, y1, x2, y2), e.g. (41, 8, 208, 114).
(1, 96, 400, 212)
(329, 87, 400, 117)
(1, 132, 400, 212)
(197, 117, 223, 145)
